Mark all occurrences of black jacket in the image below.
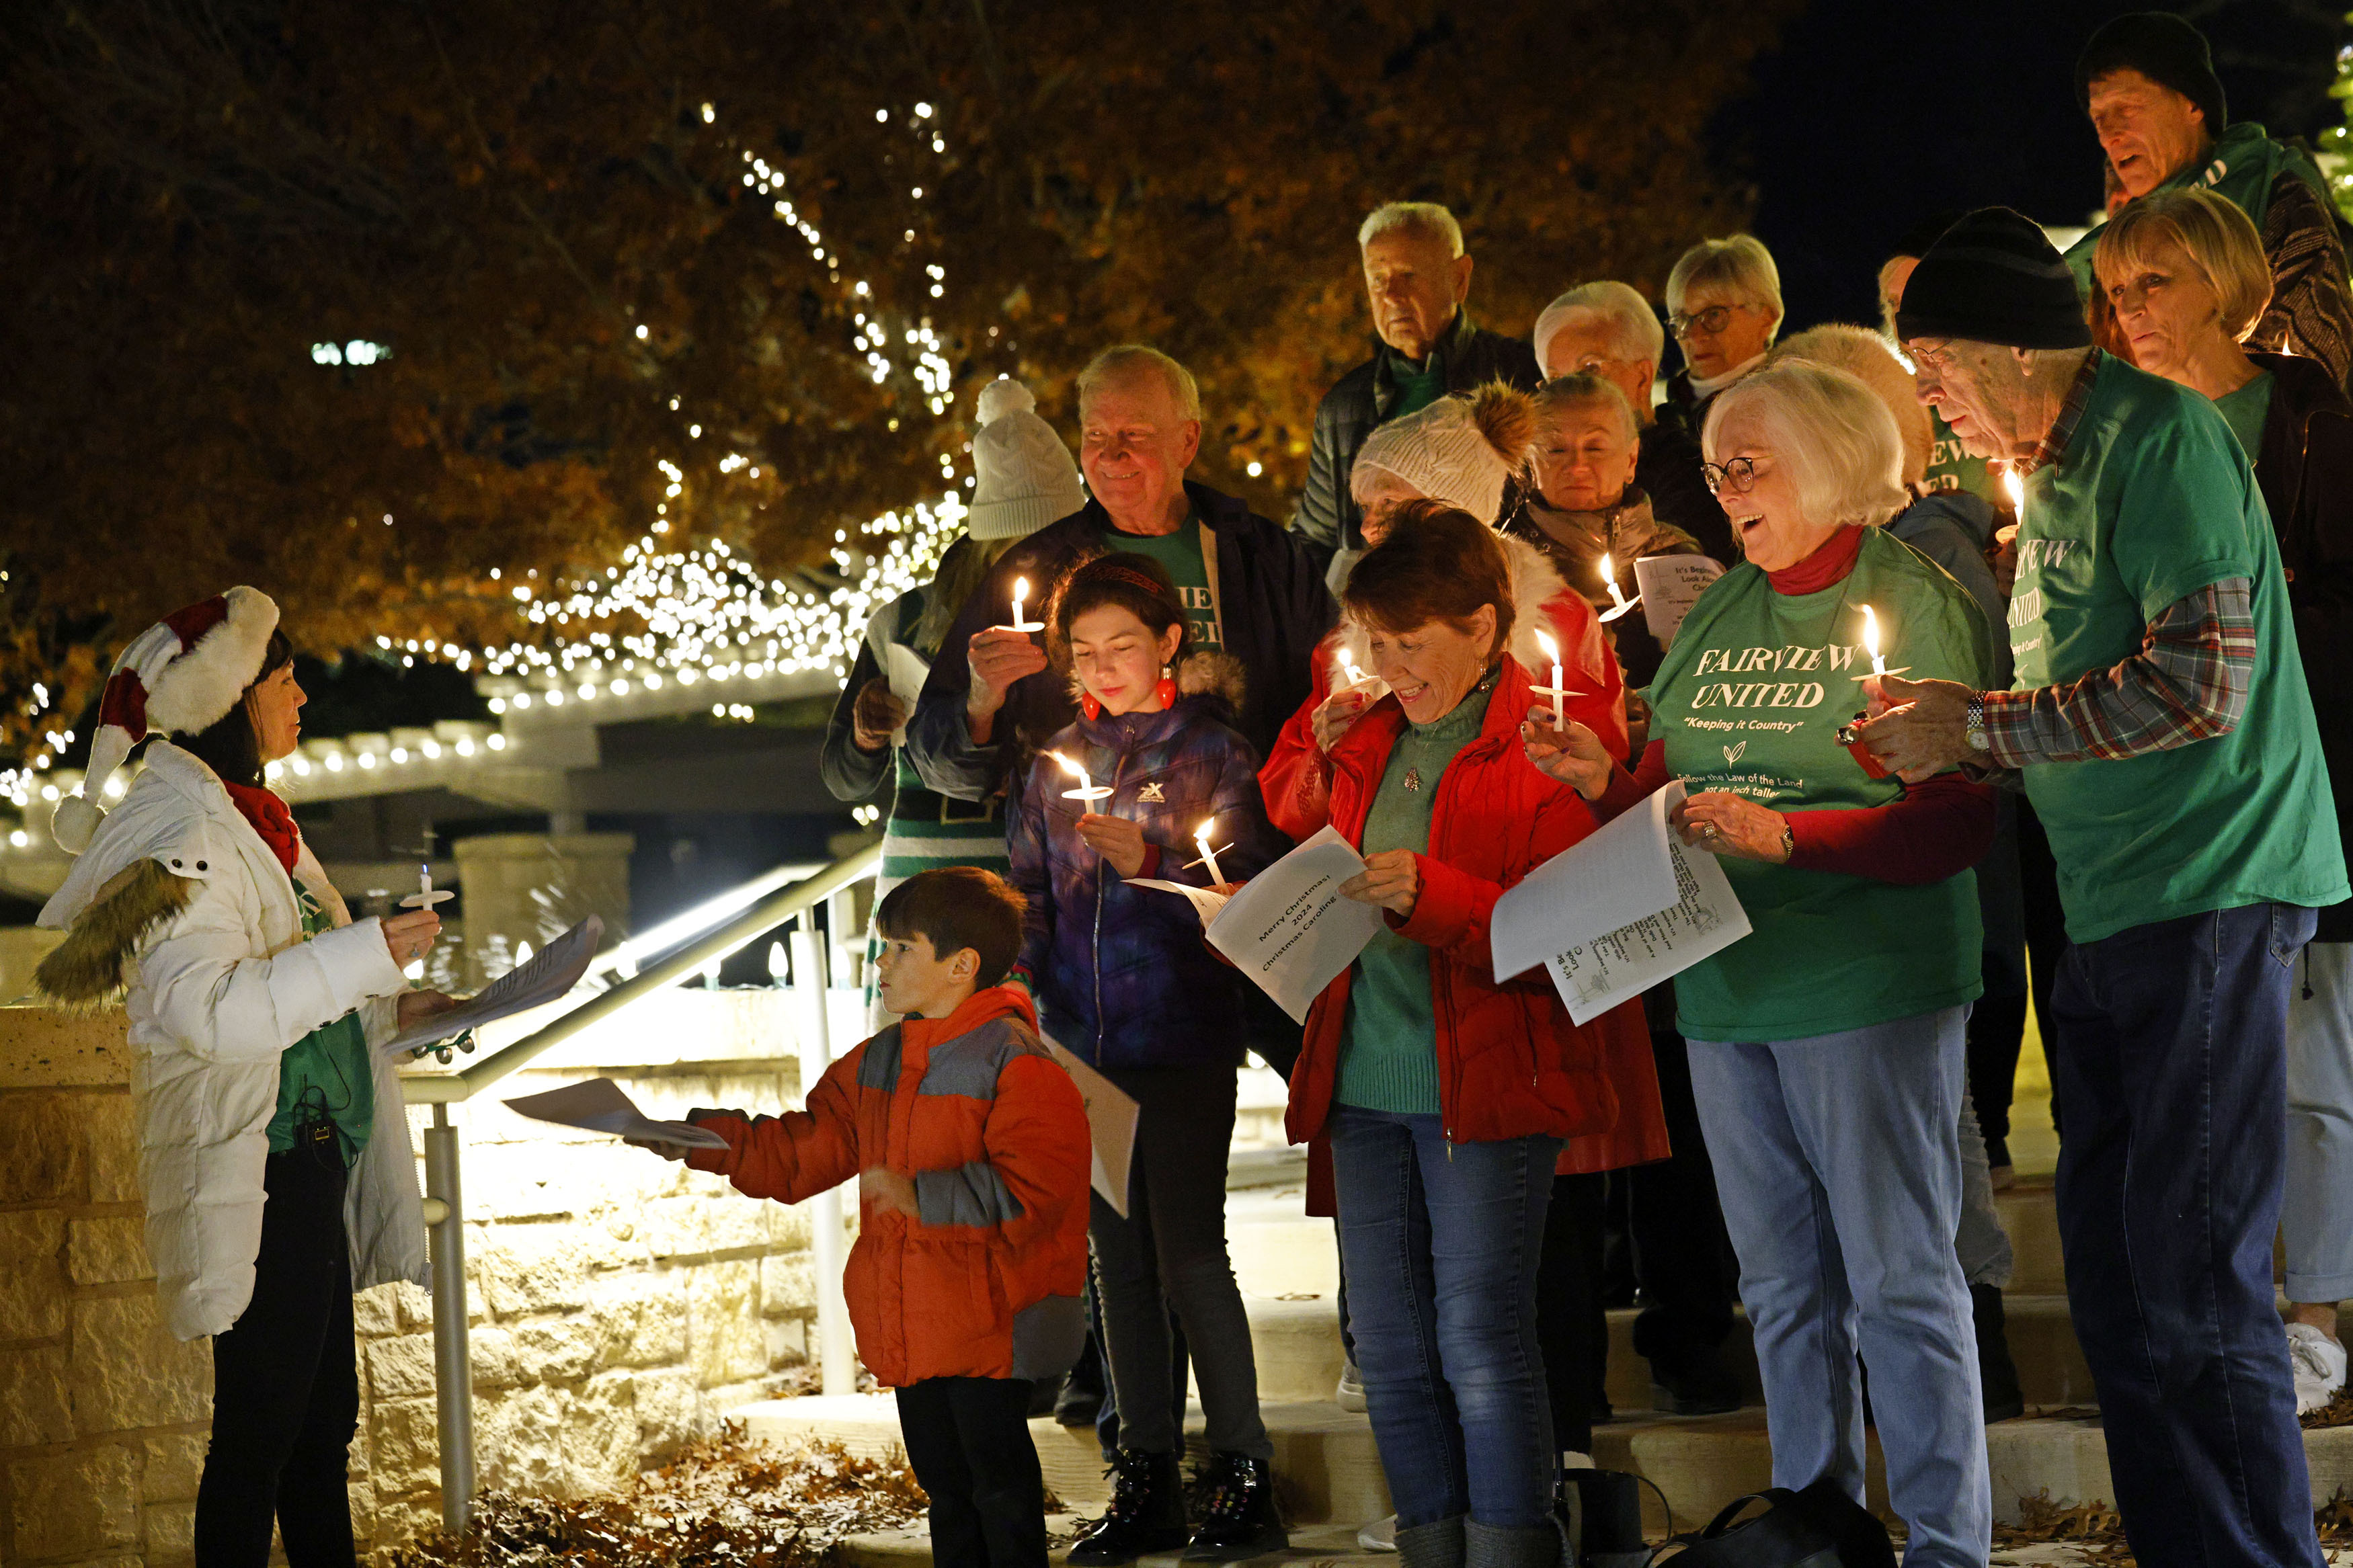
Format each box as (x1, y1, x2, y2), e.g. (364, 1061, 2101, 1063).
(2250, 351, 2353, 938)
(1294, 312, 1541, 559)
(1633, 418, 1737, 566)
(906, 482, 1337, 802)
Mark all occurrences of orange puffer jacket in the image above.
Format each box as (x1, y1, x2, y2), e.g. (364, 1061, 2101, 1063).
(684, 987, 1091, 1388)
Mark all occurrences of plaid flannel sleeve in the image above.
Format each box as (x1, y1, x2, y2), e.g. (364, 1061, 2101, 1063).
(1981, 579, 2254, 766)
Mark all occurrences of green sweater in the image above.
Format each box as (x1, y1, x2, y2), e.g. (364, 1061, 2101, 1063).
(1334, 682, 1494, 1114)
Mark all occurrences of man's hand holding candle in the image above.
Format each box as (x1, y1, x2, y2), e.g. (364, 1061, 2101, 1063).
(1077, 813, 1149, 878)
(964, 626, 1049, 743)
(1855, 674, 1979, 782)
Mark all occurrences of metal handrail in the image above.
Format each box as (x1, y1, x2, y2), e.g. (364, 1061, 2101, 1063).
(401, 839, 882, 1104)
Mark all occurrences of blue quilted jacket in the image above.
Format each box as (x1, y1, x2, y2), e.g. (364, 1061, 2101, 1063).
(1008, 676, 1281, 1070)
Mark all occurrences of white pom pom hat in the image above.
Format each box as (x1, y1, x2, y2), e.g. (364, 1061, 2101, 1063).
(967, 377, 1086, 540)
(52, 586, 281, 854)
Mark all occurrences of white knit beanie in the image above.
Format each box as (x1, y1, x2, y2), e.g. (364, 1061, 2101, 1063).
(1350, 384, 1537, 525)
(967, 378, 1087, 540)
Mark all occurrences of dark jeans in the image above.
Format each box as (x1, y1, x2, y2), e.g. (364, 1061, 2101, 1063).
(1536, 1173, 1607, 1455)
(1091, 1065, 1268, 1458)
(2016, 798, 2069, 1141)
(196, 1122, 358, 1568)
(2049, 902, 2322, 1568)
(1330, 1104, 1561, 1530)
(1626, 1026, 1740, 1369)
(897, 1376, 1047, 1568)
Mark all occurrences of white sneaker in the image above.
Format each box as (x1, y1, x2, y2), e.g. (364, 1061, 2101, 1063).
(1356, 1514, 1397, 1553)
(2286, 1321, 2347, 1414)
(1337, 1359, 1367, 1412)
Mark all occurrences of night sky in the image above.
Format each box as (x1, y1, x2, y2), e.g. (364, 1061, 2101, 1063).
(1723, 0, 2347, 342)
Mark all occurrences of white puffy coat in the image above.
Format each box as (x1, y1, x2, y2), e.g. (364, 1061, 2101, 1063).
(38, 741, 430, 1340)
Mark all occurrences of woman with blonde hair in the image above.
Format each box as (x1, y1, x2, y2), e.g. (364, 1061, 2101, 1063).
(2096, 184, 2353, 1413)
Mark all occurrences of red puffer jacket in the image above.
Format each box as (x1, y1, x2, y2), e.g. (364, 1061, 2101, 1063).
(684, 987, 1091, 1388)
(1285, 657, 1665, 1163)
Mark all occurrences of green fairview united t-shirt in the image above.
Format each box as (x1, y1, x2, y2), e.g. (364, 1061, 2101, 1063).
(2009, 354, 2346, 942)
(1921, 409, 2001, 510)
(1648, 527, 2000, 1042)
(1107, 515, 1224, 652)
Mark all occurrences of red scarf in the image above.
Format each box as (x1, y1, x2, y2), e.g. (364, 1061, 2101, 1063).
(223, 782, 300, 874)
(1766, 524, 1865, 595)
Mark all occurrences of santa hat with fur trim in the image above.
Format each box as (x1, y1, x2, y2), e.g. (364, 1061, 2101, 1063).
(53, 587, 280, 854)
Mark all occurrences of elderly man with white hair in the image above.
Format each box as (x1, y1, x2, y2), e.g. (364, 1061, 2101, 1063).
(1295, 201, 1540, 585)
(1531, 280, 1732, 562)
(1861, 207, 2346, 1568)
(1657, 235, 1784, 446)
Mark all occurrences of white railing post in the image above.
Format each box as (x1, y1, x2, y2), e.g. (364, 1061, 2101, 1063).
(424, 1102, 476, 1528)
(790, 921, 855, 1395)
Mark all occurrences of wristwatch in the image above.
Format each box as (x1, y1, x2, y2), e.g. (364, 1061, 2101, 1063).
(1965, 690, 1991, 753)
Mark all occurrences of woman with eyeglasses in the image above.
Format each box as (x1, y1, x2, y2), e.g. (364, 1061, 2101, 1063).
(1520, 362, 2004, 1568)
(1659, 236, 1785, 445)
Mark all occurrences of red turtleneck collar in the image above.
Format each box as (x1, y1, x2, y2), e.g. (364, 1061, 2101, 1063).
(223, 782, 300, 874)
(1765, 524, 1864, 595)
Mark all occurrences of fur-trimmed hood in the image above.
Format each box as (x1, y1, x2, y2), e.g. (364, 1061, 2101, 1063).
(1333, 531, 1602, 684)
(1060, 647, 1247, 715)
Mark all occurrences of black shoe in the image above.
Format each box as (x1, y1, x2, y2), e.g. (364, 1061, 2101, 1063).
(1069, 1448, 1191, 1566)
(1055, 1370, 1106, 1428)
(1649, 1343, 1742, 1415)
(1972, 1283, 2026, 1422)
(1182, 1452, 1287, 1562)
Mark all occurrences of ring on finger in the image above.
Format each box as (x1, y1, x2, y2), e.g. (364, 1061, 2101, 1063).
(1700, 823, 1720, 839)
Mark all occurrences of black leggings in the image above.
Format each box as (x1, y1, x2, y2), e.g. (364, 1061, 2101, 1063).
(898, 1376, 1048, 1568)
(196, 1122, 360, 1568)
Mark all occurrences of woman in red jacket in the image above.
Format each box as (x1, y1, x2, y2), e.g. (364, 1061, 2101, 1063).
(1285, 502, 1642, 1568)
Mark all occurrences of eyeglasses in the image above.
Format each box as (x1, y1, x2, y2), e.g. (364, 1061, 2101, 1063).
(1906, 338, 1958, 372)
(1700, 456, 1759, 495)
(1668, 304, 1743, 339)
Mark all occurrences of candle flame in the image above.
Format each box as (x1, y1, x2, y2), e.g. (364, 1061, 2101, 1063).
(1860, 604, 1880, 659)
(2001, 467, 2025, 512)
(1196, 817, 1215, 841)
(1599, 552, 1615, 583)
(1014, 576, 1029, 602)
(1534, 628, 1560, 663)
(1049, 749, 1088, 783)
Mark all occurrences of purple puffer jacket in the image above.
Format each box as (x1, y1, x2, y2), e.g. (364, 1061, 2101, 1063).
(1008, 661, 1282, 1071)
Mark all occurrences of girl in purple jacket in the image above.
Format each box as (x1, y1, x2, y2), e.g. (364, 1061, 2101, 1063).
(1008, 552, 1285, 1565)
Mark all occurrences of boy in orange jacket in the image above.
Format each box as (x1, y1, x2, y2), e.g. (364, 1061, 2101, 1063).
(637, 868, 1091, 1568)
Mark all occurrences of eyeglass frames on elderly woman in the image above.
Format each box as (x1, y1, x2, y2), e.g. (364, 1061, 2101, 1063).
(1700, 456, 1759, 496)
(1668, 303, 1748, 339)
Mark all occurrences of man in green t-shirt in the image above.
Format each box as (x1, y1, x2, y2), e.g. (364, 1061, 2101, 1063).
(1864, 207, 2348, 1568)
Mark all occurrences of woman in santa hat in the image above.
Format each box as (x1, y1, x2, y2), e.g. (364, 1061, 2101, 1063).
(34, 588, 453, 1567)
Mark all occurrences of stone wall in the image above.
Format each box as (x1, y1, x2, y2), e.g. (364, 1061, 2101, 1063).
(0, 986, 850, 1562)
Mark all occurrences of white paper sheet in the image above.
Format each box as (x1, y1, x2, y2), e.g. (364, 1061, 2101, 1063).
(1542, 828, 1752, 1024)
(1634, 555, 1725, 648)
(1125, 878, 1232, 925)
(1489, 785, 1683, 981)
(502, 1075, 732, 1150)
(882, 644, 930, 747)
(382, 914, 606, 1055)
(1203, 825, 1385, 1024)
(1038, 1033, 1140, 1218)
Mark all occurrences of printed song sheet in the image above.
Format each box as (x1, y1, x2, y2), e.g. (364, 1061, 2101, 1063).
(1039, 1033, 1140, 1218)
(382, 914, 606, 1055)
(882, 644, 930, 747)
(1489, 786, 1683, 981)
(502, 1075, 732, 1149)
(1543, 829, 1751, 1024)
(1125, 879, 1231, 925)
(1204, 825, 1385, 1023)
(1634, 555, 1725, 648)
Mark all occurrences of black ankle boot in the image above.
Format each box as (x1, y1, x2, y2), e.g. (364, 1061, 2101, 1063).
(1182, 1451, 1287, 1562)
(1972, 1282, 2026, 1421)
(1648, 1342, 1742, 1415)
(1070, 1448, 1191, 1566)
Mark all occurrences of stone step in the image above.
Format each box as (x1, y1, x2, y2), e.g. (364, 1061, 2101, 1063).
(740, 1390, 2353, 1544)
(841, 1519, 1392, 1568)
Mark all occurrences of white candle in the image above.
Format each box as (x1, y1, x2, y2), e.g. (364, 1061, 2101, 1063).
(1862, 604, 1886, 676)
(401, 862, 453, 910)
(1535, 628, 1563, 698)
(1195, 818, 1226, 886)
(1050, 749, 1111, 801)
(1010, 576, 1036, 632)
(1597, 552, 1640, 621)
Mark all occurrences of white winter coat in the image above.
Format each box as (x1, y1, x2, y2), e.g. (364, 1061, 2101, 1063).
(37, 741, 430, 1340)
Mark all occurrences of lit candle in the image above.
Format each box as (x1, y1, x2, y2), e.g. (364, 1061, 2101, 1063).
(1527, 627, 1583, 724)
(1849, 604, 1909, 682)
(1008, 576, 1037, 632)
(1194, 818, 1226, 886)
(1597, 552, 1641, 622)
(2001, 466, 2026, 515)
(1049, 749, 1112, 802)
(401, 862, 454, 910)
(1537, 628, 1564, 696)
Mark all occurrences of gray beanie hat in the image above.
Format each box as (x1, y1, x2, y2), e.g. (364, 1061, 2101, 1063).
(967, 378, 1087, 540)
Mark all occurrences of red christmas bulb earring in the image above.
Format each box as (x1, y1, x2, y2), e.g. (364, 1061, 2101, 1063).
(1155, 665, 1177, 708)
(1082, 694, 1103, 720)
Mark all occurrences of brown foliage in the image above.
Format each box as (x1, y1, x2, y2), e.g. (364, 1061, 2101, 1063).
(0, 0, 1790, 753)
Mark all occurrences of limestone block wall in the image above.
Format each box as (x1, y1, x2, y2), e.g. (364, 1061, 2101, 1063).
(0, 986, 848, 1563)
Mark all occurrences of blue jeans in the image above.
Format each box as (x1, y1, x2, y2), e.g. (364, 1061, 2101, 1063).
(2048, 902, 2321, 1568)
(1687, 1006, 1988, 1568)
(1328, 1106, 1562, 1530)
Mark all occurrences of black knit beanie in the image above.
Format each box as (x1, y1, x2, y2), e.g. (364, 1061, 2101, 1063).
(1892, 208, 2093, 351)
(2075, 12, 2227, 136)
